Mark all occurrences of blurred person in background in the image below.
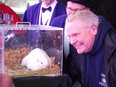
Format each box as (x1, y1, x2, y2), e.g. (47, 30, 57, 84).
(0, 2, 27, 49)
(0, 2, 20, 24)
(50, 0, 97, 28)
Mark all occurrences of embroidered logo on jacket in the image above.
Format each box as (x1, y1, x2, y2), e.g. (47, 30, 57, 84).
(99, 74, 108, 87)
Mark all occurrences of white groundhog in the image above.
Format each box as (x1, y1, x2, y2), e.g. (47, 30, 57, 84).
(21, 48, 51, 71)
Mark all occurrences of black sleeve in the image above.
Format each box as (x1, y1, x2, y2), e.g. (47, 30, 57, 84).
(64, 44, 82, 84)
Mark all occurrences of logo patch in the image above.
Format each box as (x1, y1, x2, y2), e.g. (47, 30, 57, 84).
(99, 74, 108, 87)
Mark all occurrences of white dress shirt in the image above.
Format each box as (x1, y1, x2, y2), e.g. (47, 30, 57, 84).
(39, 0, 57, 26)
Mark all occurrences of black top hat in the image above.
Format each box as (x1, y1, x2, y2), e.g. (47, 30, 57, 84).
(66, 0, 97, 9)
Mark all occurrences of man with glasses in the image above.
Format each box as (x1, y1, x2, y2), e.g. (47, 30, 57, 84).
(50, 0, 97, 28)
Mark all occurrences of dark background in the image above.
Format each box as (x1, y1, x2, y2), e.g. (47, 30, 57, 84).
(58, 0, 116, 29)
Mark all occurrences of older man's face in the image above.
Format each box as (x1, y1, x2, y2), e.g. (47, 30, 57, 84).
(66, 1, 88, 15)
(66, 20, 97, 54)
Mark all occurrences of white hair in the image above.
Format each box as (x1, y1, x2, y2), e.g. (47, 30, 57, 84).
(66, 9, 99, 28)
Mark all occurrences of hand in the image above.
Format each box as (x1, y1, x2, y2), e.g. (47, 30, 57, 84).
(0, 74, 15, 87)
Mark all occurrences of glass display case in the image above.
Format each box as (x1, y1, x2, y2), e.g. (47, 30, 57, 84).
(0, 27, 4, 74)
(0, 24, 63, 77)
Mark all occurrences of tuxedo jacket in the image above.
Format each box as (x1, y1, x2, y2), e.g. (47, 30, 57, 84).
(22, 1, 66, 25)
(50, 14, 67, 28)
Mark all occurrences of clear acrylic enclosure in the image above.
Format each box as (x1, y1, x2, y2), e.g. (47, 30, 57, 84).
(0, 24, 63, 77)
(0, 28, 4, 74)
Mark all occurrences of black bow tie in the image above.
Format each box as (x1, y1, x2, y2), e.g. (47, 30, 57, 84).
(42, 6, 52, 13)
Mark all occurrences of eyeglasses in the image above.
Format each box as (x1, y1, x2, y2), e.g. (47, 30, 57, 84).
(66, 6, 87, 12)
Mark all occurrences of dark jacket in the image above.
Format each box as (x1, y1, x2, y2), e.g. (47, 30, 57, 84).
(50, 14, 67, 28)
(104, 28, 116, 87)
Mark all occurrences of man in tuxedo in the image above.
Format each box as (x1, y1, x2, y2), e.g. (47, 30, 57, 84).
(22, 0, 66, 25)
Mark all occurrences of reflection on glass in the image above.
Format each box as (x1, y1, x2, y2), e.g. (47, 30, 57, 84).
(3, 25, 63, 77)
